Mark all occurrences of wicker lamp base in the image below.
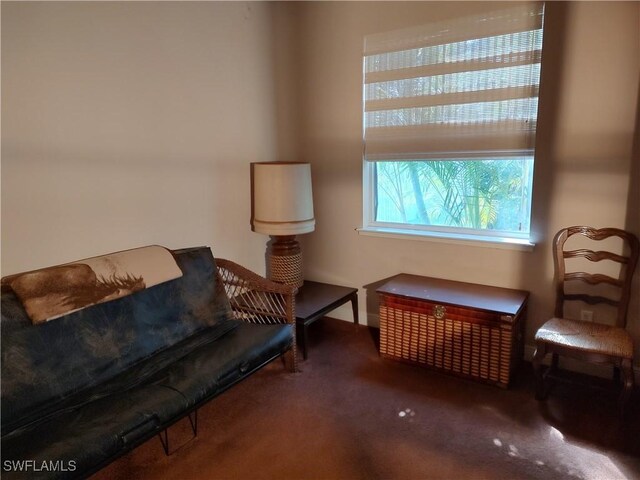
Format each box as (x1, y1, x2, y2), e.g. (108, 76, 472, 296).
(266, 236, 304, 288)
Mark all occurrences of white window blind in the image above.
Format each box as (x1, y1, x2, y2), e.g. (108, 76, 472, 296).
(363, 2, 544, 161)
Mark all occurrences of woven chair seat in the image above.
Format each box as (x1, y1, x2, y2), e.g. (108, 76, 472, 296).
(535, 317, 633, 359)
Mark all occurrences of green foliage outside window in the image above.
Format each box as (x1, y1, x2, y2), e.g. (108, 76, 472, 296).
(375, 158, 533, 234)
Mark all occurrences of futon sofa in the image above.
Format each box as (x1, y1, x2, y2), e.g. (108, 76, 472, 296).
(1, 247, 297, 479)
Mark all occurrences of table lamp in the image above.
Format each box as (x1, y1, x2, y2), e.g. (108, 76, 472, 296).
(251, 162, 315, 287)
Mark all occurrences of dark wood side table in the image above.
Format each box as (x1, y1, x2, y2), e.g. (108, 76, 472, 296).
(295, 281, 358, 359)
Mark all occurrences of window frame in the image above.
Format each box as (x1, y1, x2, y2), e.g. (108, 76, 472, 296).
(361, 160, 536, 249)
(358, 2, 544, 249)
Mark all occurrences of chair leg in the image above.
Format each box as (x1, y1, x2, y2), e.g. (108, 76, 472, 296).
(532, 344, 548, 400)
(613, 366, 621, 385)
(619, 358, 634, 416)
(551, 353, 559, 372)
(283, 347, 298, 373)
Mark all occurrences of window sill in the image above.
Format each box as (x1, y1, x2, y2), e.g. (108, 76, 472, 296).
(357, 226, 535, 251)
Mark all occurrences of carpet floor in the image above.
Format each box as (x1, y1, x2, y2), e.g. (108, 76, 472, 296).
(92, 318, 640, 480)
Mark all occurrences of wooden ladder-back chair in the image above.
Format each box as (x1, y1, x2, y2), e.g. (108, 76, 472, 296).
(532, 226, 639, 414)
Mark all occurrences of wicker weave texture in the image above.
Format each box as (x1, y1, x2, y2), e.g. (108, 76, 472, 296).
(535, 317, 633, 359)
(217, 259, 298, 371)
(379, 296, 518, 387)
(268, 252, 303, 288)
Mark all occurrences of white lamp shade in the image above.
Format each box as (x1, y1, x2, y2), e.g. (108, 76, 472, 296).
(252, 162, 315, 236)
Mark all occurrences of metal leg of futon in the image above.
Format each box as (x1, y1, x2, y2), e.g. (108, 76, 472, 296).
(157, 409, 198, 456)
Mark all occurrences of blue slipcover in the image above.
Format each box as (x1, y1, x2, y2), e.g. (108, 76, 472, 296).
(1, 247, 294, 479)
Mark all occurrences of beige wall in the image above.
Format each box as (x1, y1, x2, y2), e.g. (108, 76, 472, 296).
(626, 82, 640, 371)
(3, 1, 639, 372)
(1, 1, 277, 275)
(283, 2, 640, 369)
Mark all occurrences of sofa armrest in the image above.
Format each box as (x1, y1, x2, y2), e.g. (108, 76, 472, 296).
(216, 259, 297, 371)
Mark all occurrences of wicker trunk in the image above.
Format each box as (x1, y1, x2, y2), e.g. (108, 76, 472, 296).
(377, 274, 529, 388)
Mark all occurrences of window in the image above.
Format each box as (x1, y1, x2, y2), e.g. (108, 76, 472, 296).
(362, 3, 545, 243)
